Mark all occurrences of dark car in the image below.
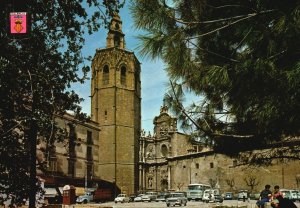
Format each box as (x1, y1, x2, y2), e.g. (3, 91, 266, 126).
(156, 195, 167, 202)
(214, 194, 224, 203)
(224, 192, 233, 200)
(156, 192, 170, 202)
(129, 195, 136, 202)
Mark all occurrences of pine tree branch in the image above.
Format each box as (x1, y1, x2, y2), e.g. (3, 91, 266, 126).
(186, 39, 240, 63)
(169, 81, 254, 139)
(232, 27, 253, 55)
(169, 10, 275, 25)
(267, 49, 287, 60)
(169, 80, 212, 134)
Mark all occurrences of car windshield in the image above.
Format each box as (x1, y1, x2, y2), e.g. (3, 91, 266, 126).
(118, 194, 126, 197)
(170, 193, 183, 197)
(188, 185, 201, 190)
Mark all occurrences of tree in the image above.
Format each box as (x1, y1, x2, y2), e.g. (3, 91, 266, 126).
(244, 175, 259, 193)
(130, 0, 300, 164)
(0, 1, 123, 207)
(174, 182, 185, 191)
(209, 178, 217, 189)
(225, 178, 235, 191)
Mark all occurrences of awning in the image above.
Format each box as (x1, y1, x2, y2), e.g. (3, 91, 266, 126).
(44, 188, 58, 198)
(75, 187, 85, 196)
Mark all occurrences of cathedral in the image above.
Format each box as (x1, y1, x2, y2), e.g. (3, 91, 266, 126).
(38, 13, 300, 196)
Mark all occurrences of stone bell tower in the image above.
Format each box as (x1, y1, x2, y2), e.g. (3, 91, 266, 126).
(90, 13, 141, 194)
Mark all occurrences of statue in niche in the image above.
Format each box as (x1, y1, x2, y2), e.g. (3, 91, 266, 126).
(146, 145, 155, 159)
(148, 177, 153, 188)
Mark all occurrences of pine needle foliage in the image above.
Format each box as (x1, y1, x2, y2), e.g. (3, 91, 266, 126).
(131, 0, 300, 164)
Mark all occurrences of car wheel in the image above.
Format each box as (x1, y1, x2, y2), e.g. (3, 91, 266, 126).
(184, 202, 187, 206)
(167, 203, 170, 207)
(83, 200, 87, 204)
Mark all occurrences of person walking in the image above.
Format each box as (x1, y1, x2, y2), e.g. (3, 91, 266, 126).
(256, 184, 272, 208)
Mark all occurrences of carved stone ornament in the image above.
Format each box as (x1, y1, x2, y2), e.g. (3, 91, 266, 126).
(146, 144, 155, 159)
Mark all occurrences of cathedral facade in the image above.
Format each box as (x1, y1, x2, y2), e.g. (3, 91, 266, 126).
(139, 106, 300, 193)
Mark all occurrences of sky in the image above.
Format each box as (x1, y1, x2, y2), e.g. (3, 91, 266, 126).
(72, 2, 169, 133)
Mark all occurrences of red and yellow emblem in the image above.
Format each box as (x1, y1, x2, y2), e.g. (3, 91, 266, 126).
(14, 19, 23, 33)
(10, 12, 27, 34)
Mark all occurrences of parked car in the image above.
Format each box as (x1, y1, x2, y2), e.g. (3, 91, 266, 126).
(114, 194, 130, 203)
(75, 189, 112, 203)
(128, 195, 136, 202)
(76, 192, 93, 204)
(133, 194, 144, 202)
(224, 192, 233, 200)
(280, 189, 292, 200)
(214, 194, 224, 203)
(202, 189, 220, 203)
(297, 190, 300, 201)
(156, 192, 170, 202)
(166, 192, 187, 207)
(290, 190, 299, 201)
(141, 191, 158, 202)
(237, 190, 249, 201)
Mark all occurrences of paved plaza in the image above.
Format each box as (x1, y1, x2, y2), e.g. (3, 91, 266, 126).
(84, 200, 300, 208)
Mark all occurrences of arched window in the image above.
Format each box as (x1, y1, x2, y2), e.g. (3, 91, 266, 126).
(121, 66, 126, 86)
(103, 65, 109, 85)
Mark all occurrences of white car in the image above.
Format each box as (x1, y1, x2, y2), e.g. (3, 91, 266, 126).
(133, 194, 144, 202)
(290, 190, 299, 201)
(114, 194, 130, 203)
(203, 190, 215, 203)
(166, 192, 187, 207)
(203, 189, 220, 203)
(141, 192, 158, 202)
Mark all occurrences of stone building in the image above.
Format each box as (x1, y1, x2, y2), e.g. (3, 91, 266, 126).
(90, 12, 141, 195)
(139, 106, 300, 193)
(38, 113, 102, 191)
(39, 13, 141, 195)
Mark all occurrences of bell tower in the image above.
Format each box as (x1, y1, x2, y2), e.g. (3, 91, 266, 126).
(91, 13, 141, 194)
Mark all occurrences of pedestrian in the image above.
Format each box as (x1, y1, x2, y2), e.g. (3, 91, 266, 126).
(273, 185, 283, 199)
(256, 184, 272, 208)
(271, 195, 297, 208)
